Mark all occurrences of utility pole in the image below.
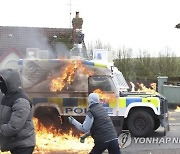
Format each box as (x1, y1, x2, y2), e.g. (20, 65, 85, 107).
(68, 0, 72, 28)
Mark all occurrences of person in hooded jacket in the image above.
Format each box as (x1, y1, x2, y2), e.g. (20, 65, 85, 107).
(68, 93, 121, 154)
(0, 68, 35, 154)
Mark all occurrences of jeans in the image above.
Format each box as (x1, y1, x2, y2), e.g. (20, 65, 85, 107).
(89, 139, 121, 154)
(10, 146, 35, 154)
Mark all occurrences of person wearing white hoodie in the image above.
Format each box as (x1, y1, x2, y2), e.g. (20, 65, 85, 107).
(68, 93, 121, 154)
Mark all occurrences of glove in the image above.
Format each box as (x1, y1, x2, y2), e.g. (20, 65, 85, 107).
(68, 116, 74, 124)
(80, 136, 86, 143)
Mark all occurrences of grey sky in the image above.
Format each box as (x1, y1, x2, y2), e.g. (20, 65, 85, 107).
(0, 0, 180, 57)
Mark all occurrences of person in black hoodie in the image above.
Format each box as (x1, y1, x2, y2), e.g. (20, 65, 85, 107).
(0, 68, 35, 154)
(68, 93, 121, 154)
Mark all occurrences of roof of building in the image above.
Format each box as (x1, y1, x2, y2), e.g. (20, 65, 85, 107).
(0, 26, 73, 58)
(0, 47, 23, 62)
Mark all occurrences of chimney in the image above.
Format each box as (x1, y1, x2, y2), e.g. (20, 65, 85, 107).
(75, 11, 80, 18)
(72, 11, 83, 30)
(72, 12, 83, 44)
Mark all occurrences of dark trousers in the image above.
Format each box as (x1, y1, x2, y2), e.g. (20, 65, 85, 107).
(10, 146, 35, 154)
(89, 139, 121, 154)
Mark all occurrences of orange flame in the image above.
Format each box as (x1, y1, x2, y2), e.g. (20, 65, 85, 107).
(50, 60, 93, 92)
(0, 118, 94, 154)
(137, 82, 158, 94)
(175, 106, 180, 112)
(33, 118, 94, 153)
(93, 89, 116, 103)
(130, 82, 159, 95)
(130, 82, 135, 92)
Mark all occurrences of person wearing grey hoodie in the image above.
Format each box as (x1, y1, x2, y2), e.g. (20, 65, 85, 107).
(68, 93, 121, 154)
(0, 68, 35, 154)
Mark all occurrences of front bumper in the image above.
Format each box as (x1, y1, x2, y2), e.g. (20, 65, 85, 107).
(158, 95, 169, 129)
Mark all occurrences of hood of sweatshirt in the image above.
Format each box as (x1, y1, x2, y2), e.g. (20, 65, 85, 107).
(0, 68, 21, 95)
(88, 93, 100, 107)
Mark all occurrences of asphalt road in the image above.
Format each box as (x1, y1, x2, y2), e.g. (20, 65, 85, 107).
(118, 108, 180, 154)
(1, 108, 180, 154)
(32, 107, 180, 154)
(37, 108, 180, 154)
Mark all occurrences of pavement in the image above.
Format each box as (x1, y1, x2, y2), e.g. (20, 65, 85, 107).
(48, 108, 180, 154)
(115, 108, 180, 154)
(2, 108, 180, 154)
(40, 107, 180, 154)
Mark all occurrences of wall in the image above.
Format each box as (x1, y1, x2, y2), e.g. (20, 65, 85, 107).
(158, 76, 180, 105)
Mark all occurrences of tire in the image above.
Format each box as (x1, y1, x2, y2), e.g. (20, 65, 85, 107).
(127, 109, 155, 137)
(154, 118, 160, 130)
(34, 106, 62, 129)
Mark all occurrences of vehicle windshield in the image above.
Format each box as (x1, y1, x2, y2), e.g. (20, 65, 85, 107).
(88, 76, 116, 93)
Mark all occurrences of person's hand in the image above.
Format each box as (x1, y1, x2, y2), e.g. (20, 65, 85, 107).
(68, 116, 74, 124)
(80, 136, 86, 143)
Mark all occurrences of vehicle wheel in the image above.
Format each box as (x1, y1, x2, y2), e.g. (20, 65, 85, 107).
(154, 118, 160, 130)
(34, 107, 62, 130)
(127, 109, 155, 137)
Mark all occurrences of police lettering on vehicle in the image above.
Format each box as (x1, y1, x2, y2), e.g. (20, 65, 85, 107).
(65, 107, 87, 114)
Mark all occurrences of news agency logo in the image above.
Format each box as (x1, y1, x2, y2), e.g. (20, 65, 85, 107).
(118, 132, 180, 148)
(118, 132, 132, 148)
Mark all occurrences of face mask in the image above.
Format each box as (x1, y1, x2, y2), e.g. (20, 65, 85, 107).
(0, 80, 7, 94)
